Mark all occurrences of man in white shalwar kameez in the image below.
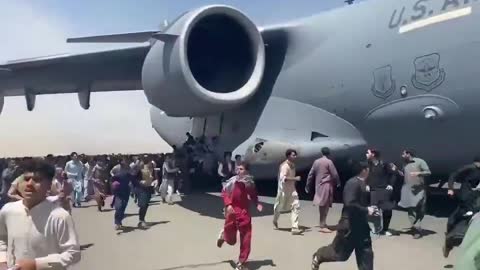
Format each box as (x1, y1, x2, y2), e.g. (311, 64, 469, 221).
(0, 159, 80, 270)
(82, 159, 95, 202)
(64, 152, 84, 208)
(273, 149, 302, 235)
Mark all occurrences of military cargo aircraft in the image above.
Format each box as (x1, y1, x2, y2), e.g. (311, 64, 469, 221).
(1, 0, 479, 178)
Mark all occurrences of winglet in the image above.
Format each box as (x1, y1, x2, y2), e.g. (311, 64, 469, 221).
(151, 33, 178, 43)
(67, 31, 158, 43)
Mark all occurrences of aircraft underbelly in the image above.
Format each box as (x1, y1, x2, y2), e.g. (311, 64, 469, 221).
(233, 97, 367, 178)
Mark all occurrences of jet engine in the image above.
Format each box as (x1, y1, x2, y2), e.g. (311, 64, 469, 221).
(142, 5, 265, 117)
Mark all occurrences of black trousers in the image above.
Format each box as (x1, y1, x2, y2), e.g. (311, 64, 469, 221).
(138, 186, 153, 222)
(445, 205, 473, 249)
(114, 195, 129, 226)
(382, 210, 392, 232)
(314, 219, 374, 270)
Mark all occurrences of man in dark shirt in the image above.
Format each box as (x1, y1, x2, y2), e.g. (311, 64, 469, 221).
(111, 158, 139, 231)
(311, 161, 377, 270)
(366, 149, 396, 236)
(443, 157, 480, 257)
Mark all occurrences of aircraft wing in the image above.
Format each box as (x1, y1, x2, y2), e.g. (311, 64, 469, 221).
(0, 45, 150, 100)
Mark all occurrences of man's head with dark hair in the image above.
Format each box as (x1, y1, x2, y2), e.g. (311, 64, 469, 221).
(7, 159, 16, 168)
(165, 153, 174, 161)
(285, 149, 298, 158)
(235, 161, 250, 176)
(366, 149, 380, 161)
(235, 155, 242, 162)
(224, 151, 232, 160)
(321, 147, 331, 156)
(70, 152, 78, 161)
(120, 157, 129, 167)
(352, 161, 369, 178)
(21, 159, 55, 181)
(402, 149, 415, 162)
(285, 149, 298, 163)
(21, 159, 55, 208)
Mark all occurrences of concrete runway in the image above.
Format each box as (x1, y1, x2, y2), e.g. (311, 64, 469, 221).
(70, 193, 458, 270)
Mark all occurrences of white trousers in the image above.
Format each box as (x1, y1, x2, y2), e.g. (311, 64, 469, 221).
(273, 190, 300, 229)
(160, 179, 175, 203)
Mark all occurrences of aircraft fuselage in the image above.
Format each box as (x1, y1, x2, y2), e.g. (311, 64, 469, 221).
(153, 0, 480, 177)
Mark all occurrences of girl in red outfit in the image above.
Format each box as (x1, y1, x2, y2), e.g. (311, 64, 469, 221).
(216, 162, 263, 270)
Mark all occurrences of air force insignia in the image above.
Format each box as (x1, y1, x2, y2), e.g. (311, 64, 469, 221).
(411, 53, 445, 92)
(371, 65, 395, 99)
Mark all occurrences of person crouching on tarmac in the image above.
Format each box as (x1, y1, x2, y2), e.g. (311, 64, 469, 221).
(312, 161, 378, 270)
(216, 162, 263, 270)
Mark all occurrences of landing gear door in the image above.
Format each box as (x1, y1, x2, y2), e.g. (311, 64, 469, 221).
(191, 114, 224, 138)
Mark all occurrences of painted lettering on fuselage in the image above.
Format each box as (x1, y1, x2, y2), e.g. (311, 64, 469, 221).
(389, 0, 476, 29)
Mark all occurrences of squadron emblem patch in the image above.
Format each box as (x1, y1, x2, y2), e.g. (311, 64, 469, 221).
(371, 65, 396, 99)
(411, 53, 445, 92)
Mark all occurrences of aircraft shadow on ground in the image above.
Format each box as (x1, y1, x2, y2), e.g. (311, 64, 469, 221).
(176, 193, 274, 219)
(116, 221, 170, 235)
(154, 259, 275, 270)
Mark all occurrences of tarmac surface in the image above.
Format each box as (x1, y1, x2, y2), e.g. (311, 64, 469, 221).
(70, 192, 459, 270)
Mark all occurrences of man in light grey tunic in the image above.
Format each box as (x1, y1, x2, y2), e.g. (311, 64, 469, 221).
(394, 149, 431, 239)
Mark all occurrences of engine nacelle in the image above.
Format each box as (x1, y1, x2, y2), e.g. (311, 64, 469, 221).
(142, 5, 265, 117)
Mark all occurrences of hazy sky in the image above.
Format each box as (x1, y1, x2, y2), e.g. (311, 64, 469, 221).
(0, 0, 357, 157)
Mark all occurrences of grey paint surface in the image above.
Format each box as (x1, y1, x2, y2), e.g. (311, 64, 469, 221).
(1, 0, 479, 176)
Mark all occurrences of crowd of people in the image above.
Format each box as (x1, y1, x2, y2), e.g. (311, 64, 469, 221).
(260, 147, 479, 270)
(0, 137, 478, 269)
